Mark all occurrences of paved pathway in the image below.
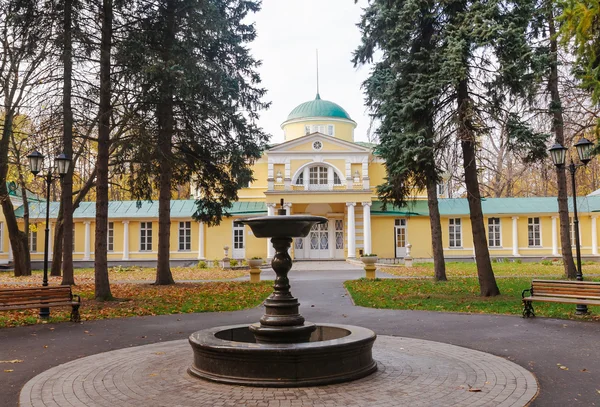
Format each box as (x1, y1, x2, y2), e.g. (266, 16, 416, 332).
(2, 261, 600, 406)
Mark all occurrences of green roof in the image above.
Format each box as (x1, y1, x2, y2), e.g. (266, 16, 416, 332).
(372, 197, 600, 216)
(17, 200, 267, 220)
(285, 94, 352, 122)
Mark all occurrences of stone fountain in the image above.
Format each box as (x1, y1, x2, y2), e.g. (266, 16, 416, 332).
(188, 202, 377, 387)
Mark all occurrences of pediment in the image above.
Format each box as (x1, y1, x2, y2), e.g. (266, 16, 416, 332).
(267, 133, 371, 154)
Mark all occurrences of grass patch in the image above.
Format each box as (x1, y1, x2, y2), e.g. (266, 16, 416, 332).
(0, 266, 246, 285)
(380, 261, 600, 278)
(0, 281, 272, 328)
(345, 277, 600, 321)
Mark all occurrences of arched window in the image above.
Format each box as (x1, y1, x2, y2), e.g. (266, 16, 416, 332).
(293, 165, 343, 188)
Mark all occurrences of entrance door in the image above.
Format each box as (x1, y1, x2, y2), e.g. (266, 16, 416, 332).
(395, 219, 407, 258)
(334, 219, 344, 258)
(232, 221, 245, 259)
(309, 221, 330, 259)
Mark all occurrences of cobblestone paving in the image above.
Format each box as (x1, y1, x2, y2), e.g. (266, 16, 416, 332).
(20, 335, 537, 407)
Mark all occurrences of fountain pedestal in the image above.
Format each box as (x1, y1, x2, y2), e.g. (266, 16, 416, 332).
(188, 213, 377, 387)
(250, 237, 316, 343)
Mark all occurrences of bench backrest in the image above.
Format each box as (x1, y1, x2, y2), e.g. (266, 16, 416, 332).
(0, 286, 73, 306)
(531, 280, 600, 300)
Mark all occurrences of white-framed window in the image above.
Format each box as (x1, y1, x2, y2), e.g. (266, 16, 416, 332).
(0, 222, 3, 252)
(569, 217, 581, 246)
(437, 183, 446, 196)
(233, 221, 244, 250)
(29, 225, 38, 253)
(488, 218, 501, 248)
(333, 172, 341, 184)
(528, 217, 541, 247)
(309, 166, 328, 185)
(295, 172, 304, 185)
(108, 222, 114, 252)
(140, 222, 152, 251)
(179, 221, 191, 251)
(449, 218, 462, 248)
(327, 124, 334, 136)
(305, 125, 311, 135)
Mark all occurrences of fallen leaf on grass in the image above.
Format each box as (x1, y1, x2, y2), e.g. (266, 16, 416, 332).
(559, 366, 569, 371)
(4, 369, 14, 372)
(0, 360, 23, 364)
(468, 388, 482, 392)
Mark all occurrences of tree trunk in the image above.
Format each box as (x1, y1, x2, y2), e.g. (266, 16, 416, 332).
(457, 78, 500, 296)
(548, 6, 577, 279)
(61, 0, 75, 286)
(18, 184, 32, 276)
(51, 209, 63, 276)
(94, 0, 113, 300)
(426, 177, 447, 281)
(0, 110, 29, 277)
(155, 1, 176, 285)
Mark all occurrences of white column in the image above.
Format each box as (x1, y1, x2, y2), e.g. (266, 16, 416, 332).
(284, 203, 292, 215)
(284, 161, 291, 190)
(347, 203, 356, 258)
(327, 167, 334, 190)
(362, 202, 372, 254)
(122, 220, 130, 260)
(197, 221, 205, 259)
(592, 216, 598, 256)
(83, 221, 91, 260)
(267, 203, 276, 259)
(512, 216, 519, 256)
(8, 241, 13, 262)
(362, 160, 370, 189)
(303, 167, 309, 190)
(551, 216, 559, 256)
(345, 160, 352, 189)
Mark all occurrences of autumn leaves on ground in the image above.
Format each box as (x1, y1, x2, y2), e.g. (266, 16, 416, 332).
(0, 266, 271, 328)
(2, 262, 600, 328)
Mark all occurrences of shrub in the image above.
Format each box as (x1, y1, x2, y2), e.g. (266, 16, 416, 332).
(251, 256, 262, 260)
(230, 259, 239, 267)
(541, 259, 553, 266)
(197, 261, 207, 269)
(513, 258, 522, 264)
(363, 253, 378, 257)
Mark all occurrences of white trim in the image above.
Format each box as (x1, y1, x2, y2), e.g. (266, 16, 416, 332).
(178, 221, 192, 252)
(268, 132, 368, 153)
(139, 221, 153, 252)
(0, 221, 4, 253)
(281, 116, 357, 129)
(448, 218, 462, 248)
(527, 217, 542, 247)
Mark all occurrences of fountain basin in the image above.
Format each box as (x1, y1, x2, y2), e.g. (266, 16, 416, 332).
(188, 323, 377, 387)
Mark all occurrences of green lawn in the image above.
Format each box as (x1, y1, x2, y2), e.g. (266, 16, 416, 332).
(0, 281, 272, 328)
(345, 276, 600, 321)
(380, 260, 600, 278)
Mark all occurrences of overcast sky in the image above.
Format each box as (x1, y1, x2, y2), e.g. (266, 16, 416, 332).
(249, 0, 372, 144)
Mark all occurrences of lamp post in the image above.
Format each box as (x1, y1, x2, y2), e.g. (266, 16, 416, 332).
(27, 151, 71, 318)
(549, 137, 595, 315)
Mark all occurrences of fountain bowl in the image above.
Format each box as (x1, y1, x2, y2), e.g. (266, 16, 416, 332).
(188, 323, 377, 387)
(240, 215, 327, 238)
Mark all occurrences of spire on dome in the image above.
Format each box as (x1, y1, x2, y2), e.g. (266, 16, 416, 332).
(315, 93, 321, 100)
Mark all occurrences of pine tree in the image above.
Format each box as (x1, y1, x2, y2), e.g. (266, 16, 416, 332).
(117, 0, 268, 284)
(353, 0, 448, 281)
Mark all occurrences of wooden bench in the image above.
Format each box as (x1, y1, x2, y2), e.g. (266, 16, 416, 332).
(522, 279, 600, 317)
(0, 286, 81, 322)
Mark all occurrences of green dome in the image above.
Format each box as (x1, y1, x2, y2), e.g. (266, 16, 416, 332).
(286, 94, 352, 121)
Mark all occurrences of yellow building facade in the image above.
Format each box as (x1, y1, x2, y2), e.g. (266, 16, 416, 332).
(2, 93, 600, 266)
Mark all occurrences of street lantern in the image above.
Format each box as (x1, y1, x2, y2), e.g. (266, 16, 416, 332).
(548, 143, 568, 167)
(548, 138, 597, 315)
(27, 151, 45, 175)
(27, 150, 71, 319)
(54, 153, 71, 176)
(575, 137, 594, 165)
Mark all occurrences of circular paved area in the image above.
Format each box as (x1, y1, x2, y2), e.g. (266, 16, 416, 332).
(20, 335, 537, 407)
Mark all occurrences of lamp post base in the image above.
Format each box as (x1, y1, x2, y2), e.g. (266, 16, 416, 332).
(39, 307, 50, 319)
(575, 304, 588, 315)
